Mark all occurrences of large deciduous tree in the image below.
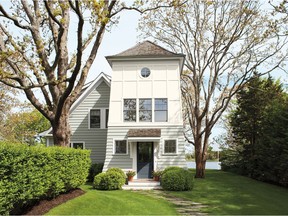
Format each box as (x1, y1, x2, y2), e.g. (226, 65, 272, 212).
(0, 0, 120, 146)
(139, 0, 288, 177)
(0, 0, 173, 146)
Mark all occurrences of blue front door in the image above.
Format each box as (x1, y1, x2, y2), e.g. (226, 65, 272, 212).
(137, 142, 153, 179)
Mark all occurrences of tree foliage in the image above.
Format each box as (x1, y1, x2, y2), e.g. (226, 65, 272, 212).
(0, 1, 174, 146)
(221, 76, 288, 187)
(139, 0, 288, 177)
(1, 106, 50, 144)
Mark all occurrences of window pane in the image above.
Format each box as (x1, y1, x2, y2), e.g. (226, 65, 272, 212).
(73, 143, 84, 149)
(139, 99, 152, 122)
(123, 99, 136, 122)
(90, 109, 100, 128)
(155, 99, 167, 122)
(164, 140, 176, 154)
(155, 111, 167, 122)
(155, 99, 167, 110)
(106, 109, 109, 128)
(115, 140, 127, 154)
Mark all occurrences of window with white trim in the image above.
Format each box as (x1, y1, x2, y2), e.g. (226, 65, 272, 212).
(90, 109, 100, 128)
(70, 142, 85, 149)
(139, 99, 152, 122)
(123, 99, 136, 122)
(155, 98, 168, 122)
(114, 140, 127, 154)
(164, 140, 177, 154)
(89, 108, 109, 129)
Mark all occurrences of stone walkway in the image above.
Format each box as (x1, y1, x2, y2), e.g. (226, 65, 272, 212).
(135, 190, 207, 215)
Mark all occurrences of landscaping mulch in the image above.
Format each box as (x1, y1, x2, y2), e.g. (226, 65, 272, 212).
(23, 189, 85, 215)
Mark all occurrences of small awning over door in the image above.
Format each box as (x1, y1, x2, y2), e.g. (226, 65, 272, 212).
(127, 129, 161, 142)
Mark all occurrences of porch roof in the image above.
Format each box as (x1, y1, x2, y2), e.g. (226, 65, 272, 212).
(127, 129, 161, 137)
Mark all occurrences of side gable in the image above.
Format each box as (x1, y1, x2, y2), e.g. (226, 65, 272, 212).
(39, 72, 111, 137)
(70, 72, 111, 114)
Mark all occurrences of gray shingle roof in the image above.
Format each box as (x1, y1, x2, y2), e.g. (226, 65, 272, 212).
(127, 129, 161, 137)
(107, 41, 185, 58)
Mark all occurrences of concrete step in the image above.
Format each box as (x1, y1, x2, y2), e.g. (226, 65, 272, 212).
(122, 184, 162, 190)
(122, 179, 162, 190)
(128, 181, 160, 187)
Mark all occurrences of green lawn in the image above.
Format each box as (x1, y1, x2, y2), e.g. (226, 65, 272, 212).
(46, 184, 178, 215)
(170, 170, 288, 215)
(47, 170, 288, 215)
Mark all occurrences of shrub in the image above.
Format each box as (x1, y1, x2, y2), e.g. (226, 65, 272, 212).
(93, 167, 126, 190)
(0, 141, 91, 215)
(87, 163, 103, 182)
(161, 167, 194, 191)
(107, 167, 126, 180)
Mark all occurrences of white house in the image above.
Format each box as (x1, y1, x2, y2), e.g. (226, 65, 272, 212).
(42, 41, 187, 179)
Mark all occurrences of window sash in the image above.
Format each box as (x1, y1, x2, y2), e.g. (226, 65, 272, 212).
(70, 142, 84, 149)
(123, 99, 136, 122)
(106, 109, 109, 128)
(155, 98, 167, 122)
(115, 140, 127, 154)
(90, 109, 100, 128)
(164, 140, 176, 154)
(139, 99, 152, 122)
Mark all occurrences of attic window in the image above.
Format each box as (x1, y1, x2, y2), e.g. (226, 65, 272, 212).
(141, 67, 151, 78)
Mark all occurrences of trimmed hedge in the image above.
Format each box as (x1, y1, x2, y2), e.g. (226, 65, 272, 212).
(161, 167, 194, 191)
(93, 167, 126, 190)
(0, 141, 91, 215)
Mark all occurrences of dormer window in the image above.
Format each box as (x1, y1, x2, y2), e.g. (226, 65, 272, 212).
(141, 67, 151, 78)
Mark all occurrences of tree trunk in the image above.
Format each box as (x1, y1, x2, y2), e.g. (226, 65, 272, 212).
(194, 137, 206, 178)
(52, 110, 71, 147)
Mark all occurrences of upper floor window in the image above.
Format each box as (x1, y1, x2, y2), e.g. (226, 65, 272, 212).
(89, 108, 109, 129)
(90, 109, 100, 128)
(164, 140, 177, 154)
(123, 99, 136, 122)
(155, 99, 167, 122)
(106, 109, 109, 128)
(139, 99, 152, 122)
(141, 67, 151, 78)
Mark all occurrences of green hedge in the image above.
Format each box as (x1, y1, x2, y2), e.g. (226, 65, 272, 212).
(93, 167, 126, 190)
(161, 167, 194, 191)
(0, 141, 91, 215)
(87, 163, 104, 182)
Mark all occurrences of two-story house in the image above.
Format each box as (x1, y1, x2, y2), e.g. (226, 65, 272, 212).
(41, 41, 187, 179)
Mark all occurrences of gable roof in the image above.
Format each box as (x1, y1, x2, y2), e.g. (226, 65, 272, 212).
(39, 72, 111, 137)
(106, 40, 185, 66)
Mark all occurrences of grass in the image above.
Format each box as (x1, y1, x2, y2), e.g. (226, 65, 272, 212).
(46, 184, 178, 215)
(169, 170, 288, 215)
(46, 170, 288, 215)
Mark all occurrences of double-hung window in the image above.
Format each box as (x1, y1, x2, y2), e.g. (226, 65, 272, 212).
(90, 109, 101, 128)
(90, 109, 109, 129)
(139, 99, 152, 122)
(123, 99, 136, 122)
(155, 98, 168, 122)
(164, 140, 177, 154)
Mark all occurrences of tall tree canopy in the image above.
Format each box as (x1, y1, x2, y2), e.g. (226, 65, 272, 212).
(221, 76, 288, 187)
(0, 0, 175, 146)
(139, 0, 288, 177)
